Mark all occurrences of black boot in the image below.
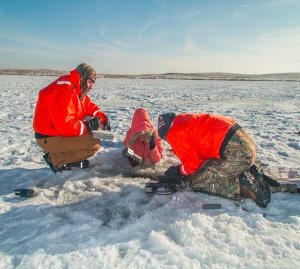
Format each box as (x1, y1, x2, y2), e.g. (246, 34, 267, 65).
(62, 160, 90, 170)
(250, 165, 299, 194)
(250, 165, 280, 187)
(43, 154, 89, 172)
(239, 172, 271, 208)
(43, 153, 62, 173)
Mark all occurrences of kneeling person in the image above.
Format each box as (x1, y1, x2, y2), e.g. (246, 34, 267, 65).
(157, 112, 271, 208)
(123, 108, 163, 167)
(33, 63, 111, 172)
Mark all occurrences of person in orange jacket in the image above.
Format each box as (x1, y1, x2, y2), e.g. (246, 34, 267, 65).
(33, 63, 111, 172)
(123, 108, 163, 167)
(157, 112, 271, 208)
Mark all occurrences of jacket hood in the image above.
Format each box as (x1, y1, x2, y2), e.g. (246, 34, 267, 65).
(130, 108, 153, 132)
(123, 108, 153, 146)
(69, 69, 82, 96)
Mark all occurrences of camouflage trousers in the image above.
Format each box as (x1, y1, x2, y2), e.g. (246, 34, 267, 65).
(189, 128, 256, 201)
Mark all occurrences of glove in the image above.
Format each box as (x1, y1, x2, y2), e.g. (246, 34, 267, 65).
(85, 117, 100, 131)
(149, 133, 156, 150)
(164, 165, 181, 178)
(103, 118, 111, 131)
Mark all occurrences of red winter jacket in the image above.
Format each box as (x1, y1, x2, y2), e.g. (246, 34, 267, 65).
(166, 113, 238, 176)
(33, 69, 107, 137)
(123, 108, 163, 165)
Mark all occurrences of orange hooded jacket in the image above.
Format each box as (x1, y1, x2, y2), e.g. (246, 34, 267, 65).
(123, 108, 163, 165)
(33, 69, 107, 137)
(166, 113, 238, 176)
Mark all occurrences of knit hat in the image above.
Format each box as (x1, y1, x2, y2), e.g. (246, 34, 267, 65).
(157, 113, 176, 140)
(76, 63, 96, 90)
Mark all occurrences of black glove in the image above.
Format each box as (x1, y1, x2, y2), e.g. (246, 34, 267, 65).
(103, 118, 111, 131)
(85, 117, 100, 131)
(149, 133, 156, 150)
(164, 165, 181, 178)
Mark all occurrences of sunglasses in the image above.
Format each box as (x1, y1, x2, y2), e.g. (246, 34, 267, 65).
(86, 77, 96, 89)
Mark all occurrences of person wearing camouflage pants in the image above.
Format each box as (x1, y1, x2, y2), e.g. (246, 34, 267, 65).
(157, 112, 272, 208)
(156, 113, 299, 207)
(188, 128, 256, 201)
(188, 130, 299, 200)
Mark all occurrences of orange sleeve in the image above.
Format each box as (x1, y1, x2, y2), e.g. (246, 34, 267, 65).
(167, 114, 204, 175)
(84, 96, 107, 124)
(174, 148, 204, 175)
(179, 159, 204, 175)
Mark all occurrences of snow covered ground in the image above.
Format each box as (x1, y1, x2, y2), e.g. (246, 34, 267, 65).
(0, 75, 299, 268)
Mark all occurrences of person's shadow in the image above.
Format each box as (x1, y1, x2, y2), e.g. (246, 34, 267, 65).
(1, 161, 300, 268)
(0, 140, 131, 198)
(0, 181, 153, 267)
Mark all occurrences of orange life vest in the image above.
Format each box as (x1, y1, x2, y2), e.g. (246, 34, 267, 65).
(166, 113, 237, 175)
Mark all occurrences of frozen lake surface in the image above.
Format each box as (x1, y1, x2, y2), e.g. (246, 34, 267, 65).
(0, 76, 299, 268)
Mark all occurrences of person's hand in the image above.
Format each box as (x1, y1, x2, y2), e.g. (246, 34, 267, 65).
(85, 117, 100, 131)
(149, 133, 156, 150)
(164, 165, 180, 178)
(103, 118, 111, 131)
(128, 131, 143, 146)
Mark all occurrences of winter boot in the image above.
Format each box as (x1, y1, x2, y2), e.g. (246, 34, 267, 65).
(250, 165, 299, 194)
(63, 160, 90, 170)
(43, 154, 89, 173)
(239, 172, 271, 208)
(43, 153, 62, 173)
(250, 165, 280, 187)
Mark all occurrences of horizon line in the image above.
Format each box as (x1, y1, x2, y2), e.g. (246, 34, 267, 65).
(0, 68, 300, 77)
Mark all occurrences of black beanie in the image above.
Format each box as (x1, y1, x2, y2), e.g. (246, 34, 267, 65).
(157, 113, 176, 140)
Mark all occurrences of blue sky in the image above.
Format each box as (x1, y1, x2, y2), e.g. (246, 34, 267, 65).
(0, 0, 300, 74)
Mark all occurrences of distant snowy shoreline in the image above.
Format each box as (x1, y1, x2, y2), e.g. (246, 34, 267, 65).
(1, 70, 300, 81)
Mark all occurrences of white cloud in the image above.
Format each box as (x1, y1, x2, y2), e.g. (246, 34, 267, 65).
(173, 9, 202, 21)
(256, 27, 300, 47)
(0, 26, 76, 56)
(93, 32, 129, 50)
(265, 0, 300, 7)
(181, 38, 199, 53)
(138, 21, 154, 39)
(1, 18, 299, 74)
(89, 31, 300, 74)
